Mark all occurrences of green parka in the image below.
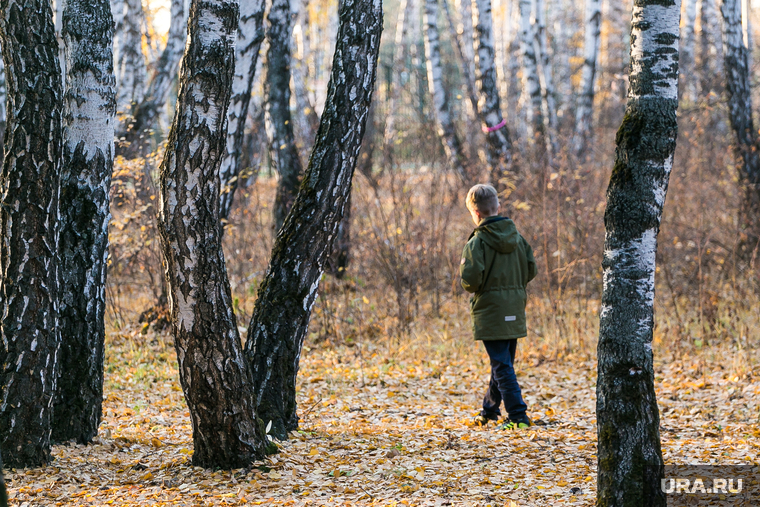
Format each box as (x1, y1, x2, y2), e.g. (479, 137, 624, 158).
(460, 216, 537, 340)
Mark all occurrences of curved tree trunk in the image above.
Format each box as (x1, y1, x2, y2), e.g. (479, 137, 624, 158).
(722, 0, 760, 242)
(596, 2, 681, 505)
(473, 0, 517, 186)
(219, 0, 265, 221)
(423, 0, 471, 183)
(245, 0, 382, 440)
(123, 0, 188, 152)
(52, 0, 116, 445)
(0, 0, 63, 468)
(572, 0, 601, 157)
(156, 0, 269, 469)
(267, 0, 304, 233)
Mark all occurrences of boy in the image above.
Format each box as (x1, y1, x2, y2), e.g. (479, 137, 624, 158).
(460, 184, 536, 429)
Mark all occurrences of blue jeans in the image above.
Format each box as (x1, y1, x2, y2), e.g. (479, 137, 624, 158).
(481, 339, 527, 421)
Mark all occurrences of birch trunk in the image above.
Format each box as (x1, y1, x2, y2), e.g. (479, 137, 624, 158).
(442, 0, 479, 115)
(0, 49, 5, 150)
(267, 0, 304, 233)
(125, 0, 188, 150)
(596, 2, 681, 505)
(533, 0, 557, 146)
(219, 0, 265, 221)
(52, 0, 116, 445)
(156, 0, 270, 468)
(0, 0, 63, 468)
(292, 0, 320, 156)
(382, 0, 413, 169)
(681, 0, 698, 100)
(518, 0, 544, 142)
(722, 0, 760, 241)
(473, 0, 517, 184)
(423, 0, 472, 182)
(700, 0, 724, 92)
(245, 0, 382, 440)
(111, 0, 124, 83)
(115, 0, 146, 125)
(572, 0, 601, 157)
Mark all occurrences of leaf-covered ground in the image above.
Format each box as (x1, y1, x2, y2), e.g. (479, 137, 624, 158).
(7, 324, 759, 506)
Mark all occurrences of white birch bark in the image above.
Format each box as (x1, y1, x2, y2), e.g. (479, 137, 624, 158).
(156, 0, 270, 468)
(700, 0, 724, 91)
(518, 0, 544, 141)
(681, 0, 698, 100)
(291, 0, 320, 153)
(442, 0, 479, 116)
(54, 0, 116, 444)
(0, 0, 63, 468)
(219, 0, 266, 220)
(382, 0, 413, 169)
(115, 0, 147, 120)
(0, 50, 5, 133)
(533, 0, 557, 146)
(722, 0, 760, 237)
(572, 0, 601, 157)
(596, 2, 681, 505)
(123, 0, 188, 149)
(423, 0, 472, 182)
(111, 0, 124, 83)
(473, 0, 517, 182)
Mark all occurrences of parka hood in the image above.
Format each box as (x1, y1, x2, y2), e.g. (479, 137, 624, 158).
(473, 216, 519, 254)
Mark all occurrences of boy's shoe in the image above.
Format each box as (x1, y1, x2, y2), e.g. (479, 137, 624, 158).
(473, 412, 499, 426)
(497, 417, 532, 430)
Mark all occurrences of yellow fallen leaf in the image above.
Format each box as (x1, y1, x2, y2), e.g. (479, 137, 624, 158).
(308, 447, 318, 456)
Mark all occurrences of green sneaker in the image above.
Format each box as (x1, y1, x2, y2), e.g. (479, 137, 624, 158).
(497, 417, 532, 430)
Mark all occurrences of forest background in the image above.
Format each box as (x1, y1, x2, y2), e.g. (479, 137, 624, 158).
(5, 0, 760, 504)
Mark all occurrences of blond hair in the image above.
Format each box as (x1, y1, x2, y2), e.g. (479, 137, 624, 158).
(466, 184, 499, 216)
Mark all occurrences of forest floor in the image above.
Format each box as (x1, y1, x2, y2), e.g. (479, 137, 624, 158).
(7, 319, 760, 506)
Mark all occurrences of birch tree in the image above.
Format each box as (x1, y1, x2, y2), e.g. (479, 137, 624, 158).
(722, 0, 760, 242)
(52, 0, 116, 445)
(681, 0, 698, 100)
(115, 0, 146, 126)
(423, 0, 472, 182)
(0, 0, 63, 468)
(473, 0, 517, 184)
(441, 0, 478, 115)
(126, 0, 188, 149)
(292, 0, 320, 157)
(219, 0, 266, 221)
(156, 0, 270, 468)
(596, 1, 681, 504)
(572, 0, 601, 157)
(245, 0, 382, 440)
(0, 49, 5, 149)
(533, 0, 557, 147)
(701, 0, 724, 93)
(382, 0, 413, 170)
(267, 0, 304, 233)
(518, 0, 544, 143)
